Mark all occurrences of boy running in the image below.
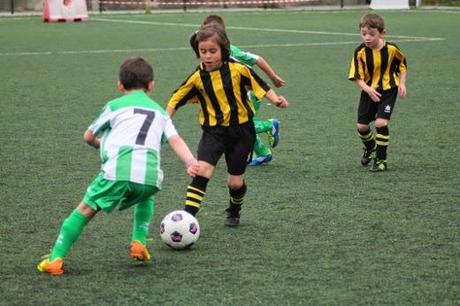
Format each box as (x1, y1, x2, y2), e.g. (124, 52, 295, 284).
(37, 57, 198, 275)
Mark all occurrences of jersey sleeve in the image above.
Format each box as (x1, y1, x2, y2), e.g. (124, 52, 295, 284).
(163, 116, 179, 140)
(348, 54, 364, 81)
(348, 49, 364, 81)
(230, 44, 259, 67)
(167, 71, 199, 111)
(240, 64, 271, 101)
(394, 47, 408, 73)
(87, 105, 112, 135)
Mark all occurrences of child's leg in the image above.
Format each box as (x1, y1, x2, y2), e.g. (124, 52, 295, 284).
(357, 123, 376, 150)
(49, 202, 95, 261)
(253, 133, 271, 157)
(375, 119, 390, 161)
(184, 162, 214, 216)
(225, 175, 246, 227)
(130, 196, 154, 262)
(131, 196, 154, 245)
(357, 123, 376, 166)
(184, 176, 209, 216)
(252, 95, 272, 158)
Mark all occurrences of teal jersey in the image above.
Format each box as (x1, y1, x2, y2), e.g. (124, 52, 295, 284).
(88, 90, 178, 188)
(230, 44, 259, 67)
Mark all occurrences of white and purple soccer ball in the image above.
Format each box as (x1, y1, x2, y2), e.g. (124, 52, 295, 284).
(159, 210, 200, 249)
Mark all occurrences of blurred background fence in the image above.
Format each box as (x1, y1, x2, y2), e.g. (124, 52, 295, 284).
(0, 0, 459, 14)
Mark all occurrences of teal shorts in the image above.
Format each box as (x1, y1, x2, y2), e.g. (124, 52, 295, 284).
(83, 172, 159, 213)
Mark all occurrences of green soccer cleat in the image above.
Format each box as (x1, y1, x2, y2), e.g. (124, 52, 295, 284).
(370, 159, 387, 172)
(248, 154, 272, 166)
(37, 255, 64, 275)
(267, 119, 280, 148)
(361, 147, 376, 166)
(130, 241, 152, 262)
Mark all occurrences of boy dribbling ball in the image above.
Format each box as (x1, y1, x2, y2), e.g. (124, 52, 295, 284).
(167, 25, 288, 226)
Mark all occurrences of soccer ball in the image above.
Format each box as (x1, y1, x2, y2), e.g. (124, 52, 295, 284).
(159, 210, 200, 249)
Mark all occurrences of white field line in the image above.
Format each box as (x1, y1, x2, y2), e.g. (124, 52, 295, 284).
(92, 17, 444, 40)
(0, 19, 445, 56)
(0, 38, 444, 56)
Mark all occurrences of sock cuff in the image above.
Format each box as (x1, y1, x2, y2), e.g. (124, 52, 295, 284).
(71, 209, 89, 225)
(191, 175, 209, 190)
(229, 183, 247, 199)
(376, 126, 389, 135)
(357, 128, 372, 136)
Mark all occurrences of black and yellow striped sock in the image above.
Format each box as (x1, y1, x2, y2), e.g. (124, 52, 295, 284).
(358, 128, 376, 150)
(376, 126, 390, 161)
(227, 183, 247, 217)
(184, 176, 208, 216)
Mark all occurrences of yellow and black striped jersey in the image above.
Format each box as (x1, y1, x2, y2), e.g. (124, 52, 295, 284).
(348, 41, 407, 90)
(167, 58, 270, 127)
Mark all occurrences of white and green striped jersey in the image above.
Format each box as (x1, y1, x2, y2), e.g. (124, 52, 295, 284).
(230, 44, 259, 67)
(88, 90, 178, 188)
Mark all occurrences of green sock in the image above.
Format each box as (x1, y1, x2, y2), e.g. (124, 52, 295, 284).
(253, 135, 271, 157)
(254, 119, 272, 134)
(50, 209, 89, 261)
(131, 197, 154, 245)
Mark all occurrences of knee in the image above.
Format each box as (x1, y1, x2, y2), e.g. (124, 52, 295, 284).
(227, 177, 244, 190)
(375, 119, 388, 129)
(357, 123, 369, 132)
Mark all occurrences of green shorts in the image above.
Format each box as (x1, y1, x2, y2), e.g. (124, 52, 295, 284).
(83, 172, 159, 213)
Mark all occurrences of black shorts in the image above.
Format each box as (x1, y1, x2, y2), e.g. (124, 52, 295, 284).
(197, 121, 256, 176)
(357, 87, 398, 124)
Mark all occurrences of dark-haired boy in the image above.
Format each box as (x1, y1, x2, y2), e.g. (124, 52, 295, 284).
(38, 57, 198, 275)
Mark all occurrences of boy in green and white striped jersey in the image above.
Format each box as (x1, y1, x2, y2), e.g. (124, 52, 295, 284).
(37, 57, 199, 275)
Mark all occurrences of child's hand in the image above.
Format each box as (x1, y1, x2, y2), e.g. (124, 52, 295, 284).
(398, 84, 407, 97)
(93, 138, 101, 149)
(271, 75, 286, 88)
(366, 87, 382, 102)
(186, 159, 199, 177)
(275, 96, 288, 108)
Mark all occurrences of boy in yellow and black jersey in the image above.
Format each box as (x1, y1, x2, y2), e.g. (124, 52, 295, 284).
(168, 25, 288, 226)
(348, 13, 407, 172)
(169, 57, 270, 127)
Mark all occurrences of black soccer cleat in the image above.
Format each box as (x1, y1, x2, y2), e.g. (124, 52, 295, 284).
(224, 208, 240, 227)
(224, 217, 240, 227)
(361, 147, 376, 166)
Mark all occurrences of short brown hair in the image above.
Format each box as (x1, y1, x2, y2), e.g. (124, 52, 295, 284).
(359, 13, 385, 32)
(118, 57, 153, 91)
(191, 24, 230, 61)
(202, 14, 226, 31)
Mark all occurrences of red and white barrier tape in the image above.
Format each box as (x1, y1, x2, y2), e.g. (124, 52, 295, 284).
(100, 0, 317, 6)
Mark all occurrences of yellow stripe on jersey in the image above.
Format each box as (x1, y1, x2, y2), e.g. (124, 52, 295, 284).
(348, 41, 407, 90)
(168, 59, 270, 127)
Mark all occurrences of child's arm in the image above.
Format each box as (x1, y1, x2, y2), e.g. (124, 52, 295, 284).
(83, 130, 101, 149)
(264, 89, 288, 108)
(166, 106, 176, 118)
(398, 71, 407, 97)
(256, 56, 285, 88)
(355, 79, 382, 102)
(167, 135, 199, 177)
